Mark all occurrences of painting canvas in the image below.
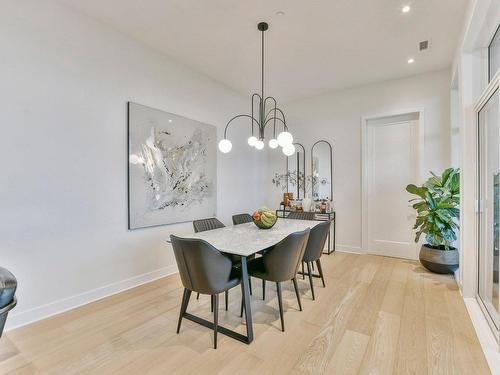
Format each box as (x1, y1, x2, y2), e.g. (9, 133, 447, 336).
(127, 102, 217, 229)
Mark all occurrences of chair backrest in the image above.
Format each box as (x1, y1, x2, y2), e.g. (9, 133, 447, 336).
(287, 211, 315, 220)
(303, 221, 331, 262)
(193, 217, 225, 233)
(170, 235, 234, 294)
(262, 228, 310, 282)
(232, 213, 253, 225)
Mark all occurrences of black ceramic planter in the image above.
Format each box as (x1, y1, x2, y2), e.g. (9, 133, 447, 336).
(419, 244, 459, 274)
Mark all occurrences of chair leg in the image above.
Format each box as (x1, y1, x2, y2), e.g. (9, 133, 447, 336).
(262, 279, 266, 300)
(292, 278, 302, 311)
(301, 262, 305, 279)
(176, 288, 192, 334)
(196, 292, 200, 300)
(316, 259, 326, 287)
(213, 294, 219, 349)
(306, 262, 315, 300)
(249, 276, 253, 295)
(225, 290, 228, 311)
(211, 295, 214, 312)
(276, 282, 285, 332)
(312, 262, 315, 271)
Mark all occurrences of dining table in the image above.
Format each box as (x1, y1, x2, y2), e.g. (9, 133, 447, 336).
(169, 218, 321, 345)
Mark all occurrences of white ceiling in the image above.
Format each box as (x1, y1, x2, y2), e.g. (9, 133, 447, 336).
(59, 0, 469, 102)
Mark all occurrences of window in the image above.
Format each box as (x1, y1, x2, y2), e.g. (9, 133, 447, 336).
(477, 88, 500, 327)
(489, 24, 500, 82)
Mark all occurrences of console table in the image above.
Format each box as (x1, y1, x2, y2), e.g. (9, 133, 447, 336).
(275, 210, 336, 254)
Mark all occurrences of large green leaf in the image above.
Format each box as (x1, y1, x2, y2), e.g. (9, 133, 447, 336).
(441, 168, 453, 185)
(450, 171, 460, 194)
(436, 202, 456, 209)
(413, 202, 427, 212)
(426, 191, 436, 209)
(406, 184, 427, 198)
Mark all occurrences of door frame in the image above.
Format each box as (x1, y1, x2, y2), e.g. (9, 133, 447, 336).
(361, 108, 425, 257)
(474, 70, 500, 337)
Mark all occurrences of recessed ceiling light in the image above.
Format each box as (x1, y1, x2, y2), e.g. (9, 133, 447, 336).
(402, 5, 411, 13)
(408, 58, 415, 64)
(168, 119, 173, 123)
(276, 11, 285, 16)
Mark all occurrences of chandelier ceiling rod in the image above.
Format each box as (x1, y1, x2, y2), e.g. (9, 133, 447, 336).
(218, 22, 295, 155)
(260, 21, 265, 129)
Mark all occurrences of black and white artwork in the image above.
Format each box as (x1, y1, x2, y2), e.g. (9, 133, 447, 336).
(127, 102, 217, 229)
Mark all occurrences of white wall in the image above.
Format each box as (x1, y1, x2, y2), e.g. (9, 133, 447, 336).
(0, 0, 267, 329)
(266, 69, 452, 252)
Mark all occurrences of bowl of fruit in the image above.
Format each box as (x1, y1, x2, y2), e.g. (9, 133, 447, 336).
(252, 208, 277, 229)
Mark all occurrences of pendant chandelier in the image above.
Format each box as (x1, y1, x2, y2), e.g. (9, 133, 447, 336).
(218, 22, 295, 156)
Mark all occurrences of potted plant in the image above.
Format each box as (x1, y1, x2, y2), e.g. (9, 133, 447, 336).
(406, 168, 460, 274)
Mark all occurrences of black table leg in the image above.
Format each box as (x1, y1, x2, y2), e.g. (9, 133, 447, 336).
(333, 214, 336, 251)
(240, 255, 254, 343)
(323, 216, 336, 255)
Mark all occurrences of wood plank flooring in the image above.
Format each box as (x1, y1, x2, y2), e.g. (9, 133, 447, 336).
(0, 253, 491, 374)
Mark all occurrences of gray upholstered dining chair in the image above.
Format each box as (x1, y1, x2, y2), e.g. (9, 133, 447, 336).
(302, 221, 330, 300)
(171, 235, 241, 349)
(0, 267, 17, 338)
(192, 217, 252, 303)
(193, 217, 225, 232)
(287, 212, 319, 276)
(287, 211, 315, 220)
(193, 218, 227, 302)
(232, 213, 253, 225)
(245, 229, 310, 332)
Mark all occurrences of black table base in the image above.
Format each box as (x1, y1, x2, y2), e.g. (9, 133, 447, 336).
(180, 255, 254, 345)
(183, 313, 250, 344)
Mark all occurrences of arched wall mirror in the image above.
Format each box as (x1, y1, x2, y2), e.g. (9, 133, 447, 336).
(286, 143, 306, 199)
(311, 140, 333, 201)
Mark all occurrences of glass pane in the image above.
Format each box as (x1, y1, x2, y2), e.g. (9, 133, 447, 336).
(478, 88, 500, 326)
(287, 148, 305, 199)
(311, 142, 332, 200)
(490, 25, 500, 81)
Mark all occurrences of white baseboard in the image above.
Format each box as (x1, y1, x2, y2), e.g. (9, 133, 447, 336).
(463, 298, 499, 374)
(335, 244, 363, 254)
(5, 264, 178, 331)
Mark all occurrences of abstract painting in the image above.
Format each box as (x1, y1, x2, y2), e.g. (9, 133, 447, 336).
(127, 102, 217, 229)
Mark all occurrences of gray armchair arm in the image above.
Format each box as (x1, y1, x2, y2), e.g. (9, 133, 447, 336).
(0, 296, 16, 316)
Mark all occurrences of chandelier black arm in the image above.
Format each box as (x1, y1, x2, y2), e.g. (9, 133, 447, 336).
(264, 96, 277, 114)
(265, 108, 278, 121)
(273, 107, 287, 126)
(252, 93, 263, 101)
(251, 93, 262, 136)
(263, 96, 278, 136)
(264, 116, 288, 132)
(223, 114, 260, 139)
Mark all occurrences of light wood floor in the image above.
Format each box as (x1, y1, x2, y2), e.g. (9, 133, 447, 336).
(0, 252, 491, 374)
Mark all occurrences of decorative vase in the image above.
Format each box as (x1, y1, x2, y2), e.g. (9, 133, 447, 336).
(302, 198, 312, 212)
(419, 244, 459, 274)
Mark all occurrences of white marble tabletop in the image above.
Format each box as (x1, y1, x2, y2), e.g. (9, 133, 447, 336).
(169, 218, 320, 256)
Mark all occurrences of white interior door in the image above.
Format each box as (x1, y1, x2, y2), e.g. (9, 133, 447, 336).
(365, 114, 419, 259)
